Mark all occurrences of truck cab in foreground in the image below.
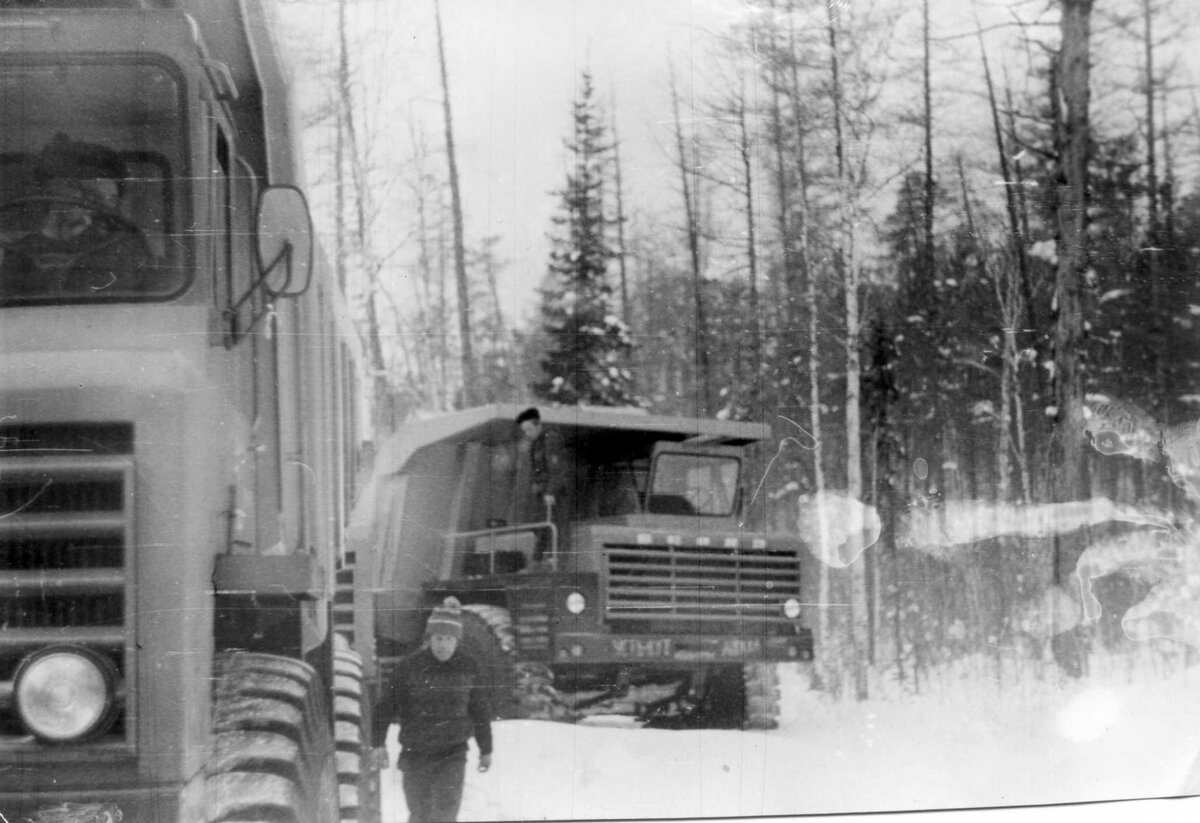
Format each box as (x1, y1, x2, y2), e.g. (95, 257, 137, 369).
(0, 2, 375, 821)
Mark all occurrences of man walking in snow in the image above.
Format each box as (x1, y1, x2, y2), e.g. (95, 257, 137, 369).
(369, 597, 493, 822)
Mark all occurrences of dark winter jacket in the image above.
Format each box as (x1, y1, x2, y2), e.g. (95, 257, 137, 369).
(371, 647, 493, 757)
(511, 428, 570, 526)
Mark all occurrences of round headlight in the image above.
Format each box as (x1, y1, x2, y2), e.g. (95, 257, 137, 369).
(14, 646, 118, 742)
(783, 598, 802, 620)
(1093, 431, 1124, 455)
(565, 592, 586, 614)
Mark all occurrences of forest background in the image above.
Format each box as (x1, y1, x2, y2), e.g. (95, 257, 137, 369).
(274, 0, 1200, 701)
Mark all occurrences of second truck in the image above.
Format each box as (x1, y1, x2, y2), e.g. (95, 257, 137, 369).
(351, 404, 816, 729)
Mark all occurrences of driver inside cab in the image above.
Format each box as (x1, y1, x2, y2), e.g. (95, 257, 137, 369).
(0, 133, 154, 297)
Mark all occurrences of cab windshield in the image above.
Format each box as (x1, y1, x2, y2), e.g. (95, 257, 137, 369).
(0, 61, 187, 305)
(648, 452, 741, 516)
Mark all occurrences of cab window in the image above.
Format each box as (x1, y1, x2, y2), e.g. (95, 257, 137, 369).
(0, 61, 187, 305)
(648, 452, 741, 516)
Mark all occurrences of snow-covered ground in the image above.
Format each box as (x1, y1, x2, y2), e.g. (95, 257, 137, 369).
(379, 654, 1200, 822)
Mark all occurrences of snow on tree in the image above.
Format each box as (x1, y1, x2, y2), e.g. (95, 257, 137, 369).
(534, 71, 639, 407)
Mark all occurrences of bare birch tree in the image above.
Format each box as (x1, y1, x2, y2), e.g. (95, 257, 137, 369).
(976, 11, 1032, 503)
(669, 64, 712, 417)
(612, 107, 631, 328)
(432, 0, 477, 406)
(1048, 0, 1094, 677)
(826, 0, 871, 701)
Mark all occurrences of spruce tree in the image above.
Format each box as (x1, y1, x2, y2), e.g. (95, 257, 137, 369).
(535, 71, 637, 406)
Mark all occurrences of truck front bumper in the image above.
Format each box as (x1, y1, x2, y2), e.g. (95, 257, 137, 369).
(552, 631, 813, 665)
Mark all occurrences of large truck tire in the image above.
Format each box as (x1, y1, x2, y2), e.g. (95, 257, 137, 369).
(205, 652, 339, 823)
(459, 604, 571, 721)
(742, 662, 781, 730)
(458, 605, 520, 719)
(333, 636, 382, 823)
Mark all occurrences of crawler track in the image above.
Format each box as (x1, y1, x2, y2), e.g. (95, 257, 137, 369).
(742, 662, 782, 729)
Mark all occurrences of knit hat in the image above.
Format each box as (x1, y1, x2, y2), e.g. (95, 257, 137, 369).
(425, 596, 463, 639)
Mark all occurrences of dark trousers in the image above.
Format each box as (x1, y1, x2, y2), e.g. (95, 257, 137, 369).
(399, 748, 467, 823)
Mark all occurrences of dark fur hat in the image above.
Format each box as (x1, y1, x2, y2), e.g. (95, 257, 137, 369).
(515, 407, 541, 426)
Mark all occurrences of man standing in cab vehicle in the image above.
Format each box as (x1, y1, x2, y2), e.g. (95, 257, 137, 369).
(369, 597, 493, 822)
(512, 406, 570, 562)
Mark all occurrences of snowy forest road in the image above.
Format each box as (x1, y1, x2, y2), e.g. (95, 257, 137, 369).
(375, 661, 1200, 822)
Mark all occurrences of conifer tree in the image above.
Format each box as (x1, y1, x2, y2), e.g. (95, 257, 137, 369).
(535, 71, 638, 406)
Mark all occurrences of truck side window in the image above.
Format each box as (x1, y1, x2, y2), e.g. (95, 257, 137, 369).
(213, 127, 231, 311)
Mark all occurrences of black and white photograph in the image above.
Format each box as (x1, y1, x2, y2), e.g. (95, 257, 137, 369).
(2, 1, 1200, 822)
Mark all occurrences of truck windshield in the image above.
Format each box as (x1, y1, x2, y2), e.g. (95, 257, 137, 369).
(0, 61, 186, 305)
(648, 452, 741, 516)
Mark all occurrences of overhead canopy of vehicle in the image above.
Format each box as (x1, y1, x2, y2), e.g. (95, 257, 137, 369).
(370, 404, 772, 480)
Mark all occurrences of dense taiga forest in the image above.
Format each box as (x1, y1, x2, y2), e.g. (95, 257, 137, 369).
(279, 0, 1200, 699)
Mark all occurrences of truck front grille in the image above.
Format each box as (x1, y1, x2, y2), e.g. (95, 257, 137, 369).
(0, 424, 133, 748)
(604, 537, 802, 629)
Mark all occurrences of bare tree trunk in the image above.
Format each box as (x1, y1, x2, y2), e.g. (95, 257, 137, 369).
(827, 0, 870, 701)
(612, 108, 631, 328)
(669, 66, 711, 417)
(414, 208, 438, 406)
(1004, 83, 1041, 483)
(976, 26, 1032, 502)
(1160, 83, 1175, 237)
(337, 0, 389, 431)
(1141, 0, 1164, 413)
(482, 236, 509, 340)
(766, 4, 792, 323)
(335, 0, 349, 296)
(976, 28, 1032, 357)
(406, 123, 441, 410)
(922, 0, 935, 277)
(1142, 0, 1159, 245)
(479, 235, 512, 404)
(785, 3, 831, 691)
(868, 433, 881, 664)
(735, 85, 762, 415)
(1049, 0, 1094, 677)
(956, 156, 1009, 504)
(1000, 81, 1038, 359)
(433, 0, 476, 407)
(1051, 0, 1092, 503)
(437, 208, 451, 409)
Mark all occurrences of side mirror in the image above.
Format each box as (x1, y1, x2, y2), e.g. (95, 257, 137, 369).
(255, 184, 313, 297)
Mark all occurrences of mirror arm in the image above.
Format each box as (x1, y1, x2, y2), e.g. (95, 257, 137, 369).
(261, 239, 314, 299)
(231, 243, 292, 314)
(224, 241, 292, 346)
(260, 241, 294, 298)
(228, 252, 280, 316)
